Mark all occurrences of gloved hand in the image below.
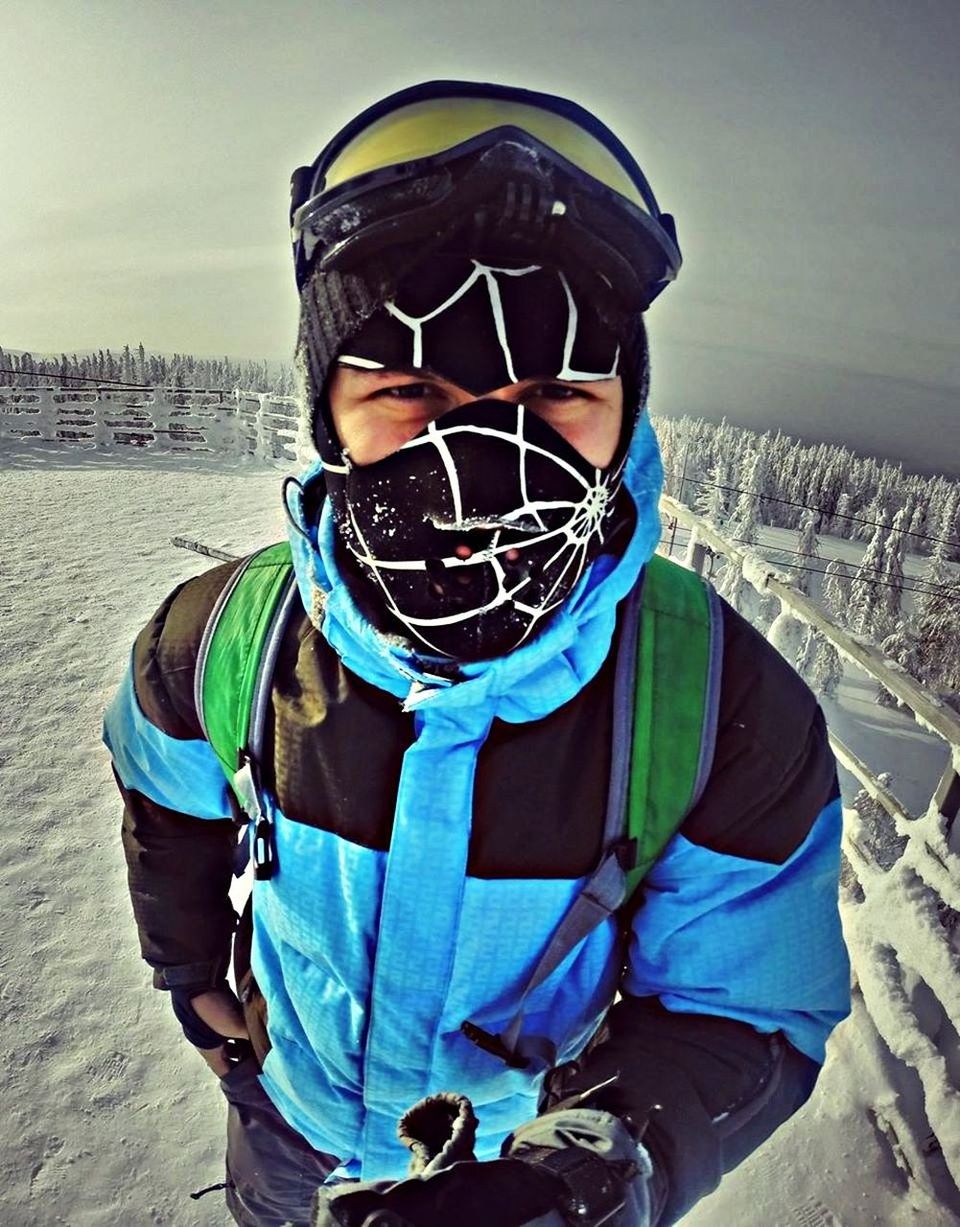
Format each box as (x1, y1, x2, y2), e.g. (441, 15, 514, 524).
(170, 983, 250, 1077)
(312, 1097, 654, 1227)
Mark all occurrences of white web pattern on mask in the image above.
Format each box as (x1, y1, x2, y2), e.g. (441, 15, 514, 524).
(339, 260, 620, 385)
(344, 405, 623, 655)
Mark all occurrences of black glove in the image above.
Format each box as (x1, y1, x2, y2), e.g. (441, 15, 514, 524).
(312, 1098, 653, 1227)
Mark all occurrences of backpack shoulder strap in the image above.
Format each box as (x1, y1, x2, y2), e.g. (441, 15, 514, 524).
(462, 555, 723, 1072)
(194, 541, 298, 864)
(624, 553, 723, 898)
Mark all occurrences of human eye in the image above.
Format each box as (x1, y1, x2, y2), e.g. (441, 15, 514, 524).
(526, 383, 590, 403)
(375, 382, 424, 399)
(374, 381, 453, 405)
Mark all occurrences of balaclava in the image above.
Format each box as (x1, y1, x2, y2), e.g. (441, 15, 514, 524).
(297, 248, 648, 661)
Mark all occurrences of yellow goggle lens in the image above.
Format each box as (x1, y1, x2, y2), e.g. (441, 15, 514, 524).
(324, 97, 646, 209)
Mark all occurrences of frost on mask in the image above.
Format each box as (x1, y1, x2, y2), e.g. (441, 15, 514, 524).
(331, 398, 622, 659)
(315, 257, 629, 660)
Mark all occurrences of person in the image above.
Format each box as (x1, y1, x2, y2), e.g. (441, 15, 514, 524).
(103, 80, 850, 1227)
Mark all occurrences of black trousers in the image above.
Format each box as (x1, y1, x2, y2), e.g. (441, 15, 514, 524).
(221, 1058, 338, 1227)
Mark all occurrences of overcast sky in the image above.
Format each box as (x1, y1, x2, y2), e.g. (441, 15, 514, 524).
(2, 0, 957, 474)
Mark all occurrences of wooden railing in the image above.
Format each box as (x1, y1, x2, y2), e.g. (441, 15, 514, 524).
(661, 494, 960, 1204)
(0, 386, 305, 466)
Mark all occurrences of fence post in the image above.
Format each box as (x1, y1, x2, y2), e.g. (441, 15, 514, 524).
(683, 526, 708, 575)
(94, 389, 114, 452)
(150, 388, 172, 451)
(254, 393, 269, 462)
(933, 764, 960, 852)
(37, 389, 57, 441)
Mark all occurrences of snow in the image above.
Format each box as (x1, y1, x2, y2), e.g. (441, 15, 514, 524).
(2, 441, 958, 1225)
(741, 551, 792, 592)
(766, 608, 805, 663)
(1, 444, 288, 1226)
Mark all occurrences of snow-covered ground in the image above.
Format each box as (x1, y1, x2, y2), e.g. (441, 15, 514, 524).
(1, 442, 957, 1225)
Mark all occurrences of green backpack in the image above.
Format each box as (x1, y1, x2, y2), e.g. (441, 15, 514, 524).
(194, 540, 722, 1067)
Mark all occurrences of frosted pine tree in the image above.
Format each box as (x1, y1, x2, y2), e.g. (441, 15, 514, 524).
(695, 454, 730, 524)
(851, 774, 906, 870)
(811, 636, 843, 698)
(937, 486, 960, 562)
(877, 504, 910, 631)
(795, 623, 818, 683)
(907, 499, 928, 555)
(849, 511, 890, 639)
(767, 606, 806, 664)
(876, 620, 923, 708)
(832, 490, 856, 539)
(795, 509, 820, 595)
(715, 556, 748, 614)
(914, 510, 955, 672)
(728, 449, 766, 546)
(822, 558, 853, 626)
(915, 575, 960, 698)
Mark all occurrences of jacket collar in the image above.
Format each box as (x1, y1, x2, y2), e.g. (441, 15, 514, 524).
(287, 412, 664, 721)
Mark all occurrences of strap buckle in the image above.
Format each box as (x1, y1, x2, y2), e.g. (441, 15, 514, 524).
(234, 755, 276, 881)
(615, 837, 638, 872)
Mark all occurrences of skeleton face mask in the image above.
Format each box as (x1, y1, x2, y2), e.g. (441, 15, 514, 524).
(313, 255, 637, 660)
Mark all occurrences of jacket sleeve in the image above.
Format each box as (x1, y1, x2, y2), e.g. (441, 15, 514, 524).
(103, 561, 244, 992)
(548, 598, 850, 1225)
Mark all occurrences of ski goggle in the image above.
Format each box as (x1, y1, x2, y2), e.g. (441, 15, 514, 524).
(290, 81, 681, 310)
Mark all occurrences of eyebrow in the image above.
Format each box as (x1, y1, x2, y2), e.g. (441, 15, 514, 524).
(337, 363, 617, 388)
(337, 362, 428, 381)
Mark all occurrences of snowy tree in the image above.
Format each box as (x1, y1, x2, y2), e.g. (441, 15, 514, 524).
(795, 623, 818, 683)
(849, 511, 890, 639)
(728, 449, 766, 545)
(877, 505, 910, 630)
(821, 558, 852, 626)
(767, 607, 806, 664)
(811, 637, 843, 698)
(936, 487, 960, 563)
(851, 774, 907, 870)
(817, 456, 845, 526)
(875, 620, 923, 708)
(695, 454, 730, 524)
(832, 490, 856, 539)
(905, 498, 928, 555)
(715, 555, 749, 614)
(795, 509, 820, 595)
(915, 575, 960, 697)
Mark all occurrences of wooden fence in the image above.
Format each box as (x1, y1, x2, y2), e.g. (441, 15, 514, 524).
(0, 386, 305, 466)
(662, 494, 960, 1206)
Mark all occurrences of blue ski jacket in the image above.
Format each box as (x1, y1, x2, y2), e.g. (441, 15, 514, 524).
(104, 413, 850, 1209)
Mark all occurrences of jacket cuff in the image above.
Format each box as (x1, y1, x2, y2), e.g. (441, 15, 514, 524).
(152, 960, 229, 992)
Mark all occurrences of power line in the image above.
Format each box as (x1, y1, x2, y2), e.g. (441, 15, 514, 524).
(663, 526, 959, 601)
(680, 475, 959, 552)
(727, 545, 958, 601)
(727, 538, 955, 595)
(0, 369, 153, 389)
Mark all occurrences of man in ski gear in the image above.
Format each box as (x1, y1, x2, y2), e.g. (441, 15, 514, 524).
(104, 81, 850, 1227)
